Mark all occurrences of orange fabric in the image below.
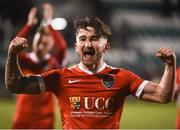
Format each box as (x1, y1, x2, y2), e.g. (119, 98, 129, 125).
(41, 65, 144, 129)
(13, 93, 55, 129)
(176, 109, 180, 129)
(13, 55, 56, 129)
(176, 67, 180, 129)
(16, 24, 31, 38)
(13, 23, 67, 129)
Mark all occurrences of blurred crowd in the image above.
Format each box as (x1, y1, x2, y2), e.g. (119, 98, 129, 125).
(0, 0, 180, 97)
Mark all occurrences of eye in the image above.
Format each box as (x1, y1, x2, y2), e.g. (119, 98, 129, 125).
(79, 36, 86, 42)
(90, 36, 98, 42)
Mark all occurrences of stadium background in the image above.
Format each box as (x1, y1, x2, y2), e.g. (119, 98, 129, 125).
(0, 0, 179, 128)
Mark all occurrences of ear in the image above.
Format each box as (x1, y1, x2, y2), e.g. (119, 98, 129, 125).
(103, 43, 110, 53)
(74, 42, 78, 52)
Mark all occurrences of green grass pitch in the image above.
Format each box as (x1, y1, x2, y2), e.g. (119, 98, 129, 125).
(0, 98, 177, 129)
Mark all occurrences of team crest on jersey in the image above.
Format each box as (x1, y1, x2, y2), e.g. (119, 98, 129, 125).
(69, 96, 81, 110)
(101, 74, 115, 88)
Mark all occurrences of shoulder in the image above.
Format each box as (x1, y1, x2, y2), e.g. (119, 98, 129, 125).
(107, 66, 138, 79)
(105, 65, 131, 75)
(67, 64, 81, 72)
(42, 66, 76, 76)
(177, 67, 180, 74)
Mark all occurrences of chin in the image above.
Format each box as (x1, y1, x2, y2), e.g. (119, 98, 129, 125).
(82, 60, 95, 66)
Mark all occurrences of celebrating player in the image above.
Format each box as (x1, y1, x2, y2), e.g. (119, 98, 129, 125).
(5, 16, 176, 129)
(11, 3, 67, 129)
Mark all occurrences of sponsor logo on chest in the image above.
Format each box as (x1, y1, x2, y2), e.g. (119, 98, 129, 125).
(69, 96, 114, 110)
(69, 96, 115, 117)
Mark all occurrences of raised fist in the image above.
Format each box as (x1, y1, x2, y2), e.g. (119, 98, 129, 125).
(156, 47, 176, 66)
(9, 37, 28, 55)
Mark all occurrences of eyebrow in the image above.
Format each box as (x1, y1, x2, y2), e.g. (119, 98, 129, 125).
(91, 35, 98, 38)
(78, 35, 86, 39)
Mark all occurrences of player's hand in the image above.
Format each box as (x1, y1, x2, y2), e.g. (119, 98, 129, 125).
(42, 3, 54, 21)
(156, 47, 176, 66)
(8, 37, 28, 55)
(27, 7, 38, 26)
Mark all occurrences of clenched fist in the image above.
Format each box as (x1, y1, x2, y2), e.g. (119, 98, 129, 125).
(8, 37, 28, 55)
(156, 47, 176, 66)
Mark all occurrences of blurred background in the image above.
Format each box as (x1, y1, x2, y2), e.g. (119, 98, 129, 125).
(0, 0, 179, 128)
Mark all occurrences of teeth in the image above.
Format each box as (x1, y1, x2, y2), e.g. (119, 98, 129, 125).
(85, 54, 92, 58)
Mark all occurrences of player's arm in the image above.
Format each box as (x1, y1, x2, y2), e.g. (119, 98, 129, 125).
(42, 3, 67, 65)
(140, 47, 176, 103)
(48, 25, 67, 66)
(16, 7, 38, 37)
(5, 37, 41, 94)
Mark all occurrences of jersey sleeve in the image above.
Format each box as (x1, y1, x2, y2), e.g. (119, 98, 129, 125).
(18, 53, 32, 69)
(177, 68, 180, 86)
(123, 70, 149, 98)
(16, 24, 32, 38)
(175, 68, 180, 101)
(39, 69, 61, 95)
(48, 25, 67, 67)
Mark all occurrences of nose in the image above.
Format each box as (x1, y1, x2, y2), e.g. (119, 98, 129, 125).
(85, 41, 92, 47)
(38, 43, 43, 51)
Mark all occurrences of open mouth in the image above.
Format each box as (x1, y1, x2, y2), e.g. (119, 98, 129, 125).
(83, 48, 95, 58)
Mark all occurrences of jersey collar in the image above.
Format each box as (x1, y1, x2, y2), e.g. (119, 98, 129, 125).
(78, 62, 107, 74)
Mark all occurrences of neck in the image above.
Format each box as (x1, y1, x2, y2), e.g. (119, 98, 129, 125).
(35, 52, 50, 62)
(37, 54, 45, 61)
(80, 59, 104, 73)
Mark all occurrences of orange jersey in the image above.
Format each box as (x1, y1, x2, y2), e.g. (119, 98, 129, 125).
(13, 23, 67, 129)
(177, 68, 180, 87)
(40, 63, 148, 129)
(176, 67, 180, 129)
(13, 53, 56, 129)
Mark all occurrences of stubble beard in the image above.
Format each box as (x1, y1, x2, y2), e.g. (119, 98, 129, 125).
(80, 53, 103, 71)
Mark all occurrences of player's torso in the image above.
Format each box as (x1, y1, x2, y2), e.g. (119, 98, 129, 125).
(15, 52, 55, 120)
(57, 64, 130, 129)
(19, 52, 57, 74)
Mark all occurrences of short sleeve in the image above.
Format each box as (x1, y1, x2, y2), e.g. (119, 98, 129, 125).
(40, 69, 61, 95)
(177, 68, 180, 86)
(123, 70, 148, 97)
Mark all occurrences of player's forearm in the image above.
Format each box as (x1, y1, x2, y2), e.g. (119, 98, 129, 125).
(48, 25, 67, 66)
(48, 25, 67, 51)
(16, 24, 32, 38)
(5, 51, 24, 92)
(159, 63, 176, 103)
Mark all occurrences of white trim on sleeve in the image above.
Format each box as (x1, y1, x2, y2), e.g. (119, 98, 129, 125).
(135, 80, 149, 98)
(36, 75, 46, 93)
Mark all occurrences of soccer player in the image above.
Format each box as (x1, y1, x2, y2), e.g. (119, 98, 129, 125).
(5, 16, 176, 129)
(11, 3, 67, 129)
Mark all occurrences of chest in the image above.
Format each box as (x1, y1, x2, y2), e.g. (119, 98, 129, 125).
(58, 73, 129, 103)
(57, 73, 130, 116)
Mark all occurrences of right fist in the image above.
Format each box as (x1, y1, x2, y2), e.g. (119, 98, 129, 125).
(9, 37, 28, 54)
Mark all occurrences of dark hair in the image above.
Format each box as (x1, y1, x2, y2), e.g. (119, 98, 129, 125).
(74, 16, 111, 38)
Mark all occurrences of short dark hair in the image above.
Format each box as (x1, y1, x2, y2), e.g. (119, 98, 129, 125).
(74, 16, 111, 38)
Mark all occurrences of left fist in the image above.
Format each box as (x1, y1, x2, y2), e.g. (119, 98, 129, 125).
(156, 47, 176, 66)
